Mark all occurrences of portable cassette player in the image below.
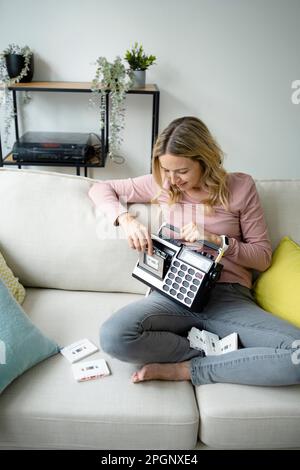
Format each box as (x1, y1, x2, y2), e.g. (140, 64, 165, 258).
(132, 224, 224, 312)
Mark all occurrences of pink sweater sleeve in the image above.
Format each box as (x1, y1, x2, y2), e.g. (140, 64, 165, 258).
(88, 174, 155, 225)
(225, 175, 272, 272)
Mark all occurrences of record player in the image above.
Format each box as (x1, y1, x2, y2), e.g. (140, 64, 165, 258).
(12, 131, 91, 163)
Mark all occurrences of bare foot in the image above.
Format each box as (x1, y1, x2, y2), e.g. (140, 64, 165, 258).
(131, 361, 191, 383)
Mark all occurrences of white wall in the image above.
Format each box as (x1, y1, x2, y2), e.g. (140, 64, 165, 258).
(1, 0, 300, 179)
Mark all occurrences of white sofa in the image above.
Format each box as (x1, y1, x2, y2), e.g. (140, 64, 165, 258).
(0, 167, 300, 450)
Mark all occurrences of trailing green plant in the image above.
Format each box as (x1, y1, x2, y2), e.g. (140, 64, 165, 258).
(0, 43, 33, 146)
(1, 44, 33, 83)
(124, 42, 156, 71)
(91, 56, 133, 163)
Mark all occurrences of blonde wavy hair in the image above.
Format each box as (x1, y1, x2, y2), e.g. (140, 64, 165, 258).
(152, 116, 229, 210)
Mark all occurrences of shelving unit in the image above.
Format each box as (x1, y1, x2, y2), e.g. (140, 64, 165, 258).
(0, 81, 160, 177)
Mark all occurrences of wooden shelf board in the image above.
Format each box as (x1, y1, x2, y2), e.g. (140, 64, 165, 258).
(4, 81, 159, 93)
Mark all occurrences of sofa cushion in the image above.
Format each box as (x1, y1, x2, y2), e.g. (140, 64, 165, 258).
(0, 288, 199, 450)
(0, 169, 149, 295)
(254, 237, 300, 327)
(0, 249, 25, 304)
(196, 383, 300, 449)
(0, 280, 59, 394)
(255, 180, 300, 248)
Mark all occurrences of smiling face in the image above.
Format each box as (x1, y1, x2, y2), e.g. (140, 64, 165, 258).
(159, 153, 203, 191)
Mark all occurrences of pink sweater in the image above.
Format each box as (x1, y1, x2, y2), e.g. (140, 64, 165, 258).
(88, 173, 272, 288)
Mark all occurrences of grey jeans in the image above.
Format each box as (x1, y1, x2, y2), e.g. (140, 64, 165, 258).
(100, 283, 300, 386)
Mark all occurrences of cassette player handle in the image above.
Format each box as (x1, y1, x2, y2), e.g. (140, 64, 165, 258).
(158, 223, 221, 252)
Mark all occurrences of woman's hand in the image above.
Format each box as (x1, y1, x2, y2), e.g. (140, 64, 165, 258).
(118, 213, 153, 255)
(180, 222, 221, 246)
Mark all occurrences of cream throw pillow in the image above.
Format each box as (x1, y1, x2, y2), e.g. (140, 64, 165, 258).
(0, 250, 25, 304)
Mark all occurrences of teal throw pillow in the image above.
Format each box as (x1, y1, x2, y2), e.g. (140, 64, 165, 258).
(0, 279, 59, 393)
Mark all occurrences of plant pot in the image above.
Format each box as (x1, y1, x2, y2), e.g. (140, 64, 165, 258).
(132, 70, 146, 88)
(5, 53, 34, 82)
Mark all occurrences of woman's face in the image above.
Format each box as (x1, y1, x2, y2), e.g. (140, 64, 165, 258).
(159, 153, 202, 191)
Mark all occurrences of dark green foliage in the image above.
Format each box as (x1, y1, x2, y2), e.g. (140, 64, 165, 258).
(124, 42, 156, 71)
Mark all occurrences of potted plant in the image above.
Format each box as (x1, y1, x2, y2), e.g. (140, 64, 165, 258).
(3, 43, 34, 82)
(124, 42, 156, 87)
(91, 56, 133, 163)
(0, 44, 34, 146)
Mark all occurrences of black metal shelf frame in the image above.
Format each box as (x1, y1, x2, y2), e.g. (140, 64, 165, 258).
(0, 83, 160, 177)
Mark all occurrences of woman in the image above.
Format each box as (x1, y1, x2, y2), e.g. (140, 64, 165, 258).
(89, 116, 300, 386)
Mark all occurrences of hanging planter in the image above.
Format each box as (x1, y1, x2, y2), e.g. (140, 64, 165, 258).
(2, 44, 34, 83)
(0, 44, 34, 146)
(5, 53, 34, 82)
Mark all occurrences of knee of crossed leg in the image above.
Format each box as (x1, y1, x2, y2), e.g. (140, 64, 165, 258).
(99, 317, 119, 357)
(99, 316, 135, 361)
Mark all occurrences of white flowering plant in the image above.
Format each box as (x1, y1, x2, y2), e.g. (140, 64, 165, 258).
(91, 56, 133, 163)
(0, 44, 33, 146)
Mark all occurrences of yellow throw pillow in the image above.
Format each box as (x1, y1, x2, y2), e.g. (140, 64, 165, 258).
(254, 236, 300, 327)
(0, 250, 25, 304)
